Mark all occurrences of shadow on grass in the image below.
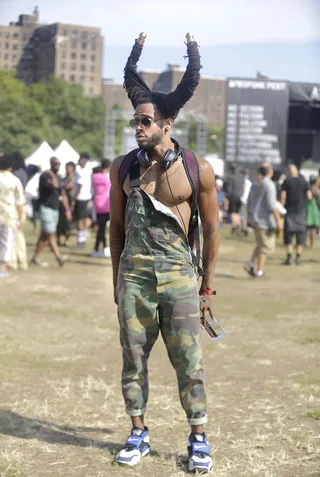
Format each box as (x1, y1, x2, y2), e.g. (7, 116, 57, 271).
(0, 409, 120, 452)
(67, 260, 112, 267)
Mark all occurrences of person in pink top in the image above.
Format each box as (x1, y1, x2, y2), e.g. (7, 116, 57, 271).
(91, 159, 112, 257)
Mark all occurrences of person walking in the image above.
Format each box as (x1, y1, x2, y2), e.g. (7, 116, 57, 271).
(30, 157, 70, 267)
(110, 33, 219, 473)
(224, 163, 245, 235)
(240, 168, 252, 236)
(91, 159, 111, 257)
(245, 163, 282, 278)
(74, 152, 92, 248)
(281, 165, 312, 265)
(57, 161, 77, 247)
(305, 175, 320, 249)
(0, 155, 25, 277)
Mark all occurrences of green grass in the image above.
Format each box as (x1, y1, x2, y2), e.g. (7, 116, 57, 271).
(304, 408, 320, 420)
(0, 226, 319, 477)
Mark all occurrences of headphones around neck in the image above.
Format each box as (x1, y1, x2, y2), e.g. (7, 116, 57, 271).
(137, 138, 182, 171)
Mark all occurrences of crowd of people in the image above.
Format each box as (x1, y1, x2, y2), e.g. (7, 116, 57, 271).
(0, 149, 319, 280)
(0, 152, 111, 277)
(218, 162, 320, 278)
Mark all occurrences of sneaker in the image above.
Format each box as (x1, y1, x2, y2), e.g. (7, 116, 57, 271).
(281, 258, 292, 265)
(115, 427, 150, 466)
(104, 247, 111, 258)
(0, 271, 9, 278)
(295, 257, 302, 265)
(91, 249, 105, 258)
(72, 242, 85, 249)
(57, 256, 67, 267)
(188, 432, 213, 473)
(29, 258, 48, 267)
(244, 263, 255, 277)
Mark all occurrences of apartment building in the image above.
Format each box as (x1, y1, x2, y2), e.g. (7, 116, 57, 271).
(0, 7, 103, 96)
(0, 7, 39, 71)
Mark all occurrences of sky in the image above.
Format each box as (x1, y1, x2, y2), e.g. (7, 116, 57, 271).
(1, 0, 320, 81)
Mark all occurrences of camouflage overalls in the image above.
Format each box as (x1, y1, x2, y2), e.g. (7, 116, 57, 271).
(117, 177, 207, 425)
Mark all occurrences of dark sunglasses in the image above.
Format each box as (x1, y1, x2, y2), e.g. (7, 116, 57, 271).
(129, 117, 165, 130)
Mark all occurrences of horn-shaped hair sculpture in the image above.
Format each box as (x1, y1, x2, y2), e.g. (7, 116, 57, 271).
(123, 32, 201, 120)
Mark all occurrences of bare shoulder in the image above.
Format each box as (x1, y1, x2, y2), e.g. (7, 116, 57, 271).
(196, 156, 216, 192)
(110, 155, 126, 185)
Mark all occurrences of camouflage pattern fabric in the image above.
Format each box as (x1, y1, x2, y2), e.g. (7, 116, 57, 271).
(117, 188, 207, 425)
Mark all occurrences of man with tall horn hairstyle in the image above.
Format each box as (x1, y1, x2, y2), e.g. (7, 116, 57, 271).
(110, 32, 220, 473)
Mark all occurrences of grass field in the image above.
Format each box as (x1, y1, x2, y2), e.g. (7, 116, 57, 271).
(0, 225, 319, 477)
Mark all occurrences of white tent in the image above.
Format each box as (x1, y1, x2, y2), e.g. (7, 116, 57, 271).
(25, 141, 55, 170)
(54, 140, 79, 169)
(204, 154, 225, 177)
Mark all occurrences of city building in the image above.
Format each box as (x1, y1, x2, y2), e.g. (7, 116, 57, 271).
(17, 21, 103, 96)
(101, 78, 132, 111)
(153, 64, 226, 127)
(0, 7, 39, 72)
(101, 64, 226, 127)
(0, 7, 103, 96)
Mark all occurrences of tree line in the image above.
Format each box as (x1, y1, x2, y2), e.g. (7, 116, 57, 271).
(0, 70, 224, 159)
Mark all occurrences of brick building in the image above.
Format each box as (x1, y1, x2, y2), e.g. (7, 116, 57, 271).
(101, 64, 226, 127)
(0, 7, 103, 96)
(0, 7, 39, 72)
(17, 22, 103, 96)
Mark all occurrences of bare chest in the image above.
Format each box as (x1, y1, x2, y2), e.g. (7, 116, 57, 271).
(123, 158, 193, 209)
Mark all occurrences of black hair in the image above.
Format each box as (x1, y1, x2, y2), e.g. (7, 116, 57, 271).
(11, 152, 25, 171)
(309, 175, 317, 186)
(101, 159, 112, 169)
(66, 161, 76, 170)
(0, 155, 13, 170)
(79, 152, 90, 160)
(258, 165, 270, 177)
(124, 35, 201, 120)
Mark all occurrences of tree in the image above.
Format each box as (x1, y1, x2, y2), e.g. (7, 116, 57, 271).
(0, 71, 45, 155)
(0, 71, 106, 158)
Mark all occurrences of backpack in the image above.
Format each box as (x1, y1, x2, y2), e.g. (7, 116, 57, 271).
(118, 148, 203, 275)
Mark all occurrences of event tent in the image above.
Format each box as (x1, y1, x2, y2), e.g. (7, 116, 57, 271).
(25, 141, 55, 170)
(54, 140, 80, 169)
(204, 154, 225, 177)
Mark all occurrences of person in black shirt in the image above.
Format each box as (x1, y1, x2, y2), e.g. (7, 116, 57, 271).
(224, 163, 245, 235)
(281, 164, 312, 265)
(30, 157, 70, 267)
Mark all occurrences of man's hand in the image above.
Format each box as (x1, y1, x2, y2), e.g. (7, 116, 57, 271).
(65, 210, 72, 221)
(199, 294, 215, 325)
(276, 219, 283, 232)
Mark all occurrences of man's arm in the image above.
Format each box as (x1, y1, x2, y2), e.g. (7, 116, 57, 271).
(267, 181, 282, 229)
(45, 171, 59, 189)
(197, 158, 220, 318)
(15, 180, 26, 230)
(109, 155, 126, 303)
(74, 173, 83, 200)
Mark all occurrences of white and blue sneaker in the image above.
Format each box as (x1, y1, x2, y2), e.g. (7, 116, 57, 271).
(115, 427, 150, 466)
(188, 432, 213, 473)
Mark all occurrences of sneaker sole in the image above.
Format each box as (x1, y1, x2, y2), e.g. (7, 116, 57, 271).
(189, 461, 213, 474)
(115, 447, 150, 466)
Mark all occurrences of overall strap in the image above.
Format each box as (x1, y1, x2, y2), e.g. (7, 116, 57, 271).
(129, 159, 141, 188)
(182, 148, 200, 218)
(181, 148, 203, 277)
(119, 149, 139, 188)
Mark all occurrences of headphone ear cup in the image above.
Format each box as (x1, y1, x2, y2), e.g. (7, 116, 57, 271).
(137, 149, 152, 168)
(161, 149, 179, 170)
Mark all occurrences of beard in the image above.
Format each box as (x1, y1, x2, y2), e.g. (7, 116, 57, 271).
(137, 130, 163, 151)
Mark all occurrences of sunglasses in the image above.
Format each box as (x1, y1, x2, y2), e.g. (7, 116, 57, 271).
(129, 117, 165, 130)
